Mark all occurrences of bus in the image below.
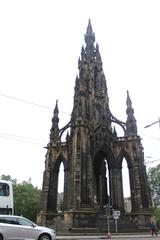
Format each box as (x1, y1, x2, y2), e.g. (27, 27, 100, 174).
(0, 180, 14, 215)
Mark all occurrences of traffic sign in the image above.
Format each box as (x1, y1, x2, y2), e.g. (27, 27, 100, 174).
(113, 210, 120, 219)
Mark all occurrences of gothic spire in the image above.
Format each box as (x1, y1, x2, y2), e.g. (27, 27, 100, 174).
(50, 100, 60, 143)
(96, 43, 102, 63)
(84, 19, 95, 46)
(126, 90, 132, 109)
(72, 19, 110, 126)
(84, 19, 95, 60)
(126, 90, 137, 136)
(113, 126, 117, 137)
(54, 99, 59, 118)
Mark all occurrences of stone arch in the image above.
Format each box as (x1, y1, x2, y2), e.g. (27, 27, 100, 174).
(116, 148, 140, 212)
(117, 149, 132, 169)
(54, 153, 67, 172)
(93, 147, 114, 208)
(47, 153, 67, 213)
(116, 150, 132, 212)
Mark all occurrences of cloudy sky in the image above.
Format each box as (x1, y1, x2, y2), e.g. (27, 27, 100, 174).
(0, 0, 160, 196)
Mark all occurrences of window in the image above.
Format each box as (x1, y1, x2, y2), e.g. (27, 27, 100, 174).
(0, 183, 9, 196)
(0, 217, 19, 225)
(18, 218, 34, 227)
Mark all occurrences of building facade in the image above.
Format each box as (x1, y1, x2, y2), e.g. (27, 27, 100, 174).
(38, 20, 152, 232)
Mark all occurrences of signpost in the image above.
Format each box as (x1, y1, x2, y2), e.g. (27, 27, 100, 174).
(112, 210, 120, 233)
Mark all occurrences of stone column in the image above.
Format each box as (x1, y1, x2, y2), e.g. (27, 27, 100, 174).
(109, 167, 124, 211)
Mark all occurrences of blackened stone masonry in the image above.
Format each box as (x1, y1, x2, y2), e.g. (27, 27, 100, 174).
(38, 20, 152, 232)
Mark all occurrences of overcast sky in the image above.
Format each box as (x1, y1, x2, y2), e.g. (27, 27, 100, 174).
(0, 0, 160, 196)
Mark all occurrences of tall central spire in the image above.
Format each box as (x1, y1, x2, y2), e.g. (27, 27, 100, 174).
(72, 19, 110, 127)
(84, 19, 96, 60)
(85, 19, 95, 46)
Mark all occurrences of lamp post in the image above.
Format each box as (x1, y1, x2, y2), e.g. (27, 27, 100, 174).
(107, 205, 110, 238)
(144, 118, 160, 128)
(104, 204, 111, 239)
(106, 197, 112, 239)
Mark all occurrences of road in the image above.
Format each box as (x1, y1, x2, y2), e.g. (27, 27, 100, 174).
(56, 234, 158, 240)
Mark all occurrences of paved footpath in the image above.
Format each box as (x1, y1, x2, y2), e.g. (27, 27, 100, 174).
(56, 234, 159, 240)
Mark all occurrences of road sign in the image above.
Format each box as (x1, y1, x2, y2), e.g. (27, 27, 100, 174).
(113, 210, 120, 219)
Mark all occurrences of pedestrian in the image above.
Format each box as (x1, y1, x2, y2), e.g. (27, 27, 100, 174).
(150, 222, 157, 237)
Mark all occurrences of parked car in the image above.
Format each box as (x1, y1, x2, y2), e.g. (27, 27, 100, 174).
(0, 215, 56, 240)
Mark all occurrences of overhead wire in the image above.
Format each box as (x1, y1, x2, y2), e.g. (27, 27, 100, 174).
(140, 133, 160, 141)
(145, 158, 160, 165)
(0, 132, 46, 143)
(0, 92, 72, 146)
(0, 91, 160, 145)
(0, 134, 45, 147)
(0, 92, 52, 110)
(0, 92, 71, 116)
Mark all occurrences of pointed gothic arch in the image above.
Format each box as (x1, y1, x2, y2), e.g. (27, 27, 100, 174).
(93, 150, 111, 208)
(46, 153, 67, 213)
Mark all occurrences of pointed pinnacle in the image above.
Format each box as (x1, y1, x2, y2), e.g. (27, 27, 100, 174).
(87, 19, 93, 35)
(84, 19, 95, 45)
(54, 99, 59, 116)
(126, 90, 132, 107)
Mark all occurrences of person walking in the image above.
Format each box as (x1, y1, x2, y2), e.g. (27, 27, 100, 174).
(150, 223, 157, 237)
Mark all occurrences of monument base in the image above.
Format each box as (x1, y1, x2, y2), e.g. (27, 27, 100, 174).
(37, 209, 154, 233)
(64, 208, 100, 232)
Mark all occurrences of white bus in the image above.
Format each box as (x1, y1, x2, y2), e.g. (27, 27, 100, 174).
(0, 180, 14, 215)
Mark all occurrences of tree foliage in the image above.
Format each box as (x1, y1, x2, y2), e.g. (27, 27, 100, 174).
(1, 175, 41, 222)
(0, 174, 17, 184)
(153, 207, 160, 225)
(148, 164, 160, 207)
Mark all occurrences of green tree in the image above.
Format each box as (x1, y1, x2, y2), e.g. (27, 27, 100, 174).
(13, 180, 41, 222)
(148, 164, 160, 207)
(1, 174, 17, 184)
(153, 208, 160, 225)
(1, 175, 41, 222)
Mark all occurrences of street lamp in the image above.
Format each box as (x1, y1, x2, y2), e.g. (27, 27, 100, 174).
(103, 200, 113, 238)
(107, 205, 110, 238)
(144, 118, 160, 128)
(104, 204, 111, 239)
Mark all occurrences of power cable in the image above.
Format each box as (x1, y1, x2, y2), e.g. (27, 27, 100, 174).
(0, 92, 71, 116)
(1, 92, 160, 143)
(0, 135, 48, 148)
(0, 134, 45, 146)
(0, 92, 52, 110)
(0, 132, 47, 143)
(145, 158, 160, 165)
(140, 133, 160, 141)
